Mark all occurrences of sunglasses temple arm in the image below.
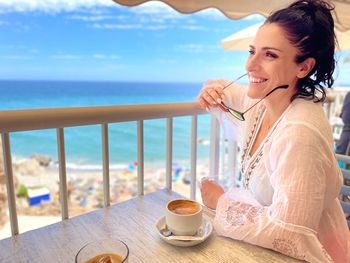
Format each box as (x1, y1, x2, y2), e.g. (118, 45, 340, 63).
(223, 81, 234, 90)
(241, 86, 284, 115)
(223, 73, 247, 90)
(241, 97, 265, 115)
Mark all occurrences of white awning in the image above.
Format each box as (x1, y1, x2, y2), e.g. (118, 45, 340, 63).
(112, 0, 350, 32)
(221, 22, 350, 51)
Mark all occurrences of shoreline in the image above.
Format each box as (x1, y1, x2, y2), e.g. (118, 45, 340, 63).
(12, 153, 211, 170)
(0, 154, 209, 239)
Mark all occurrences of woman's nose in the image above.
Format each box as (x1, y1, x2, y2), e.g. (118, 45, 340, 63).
(246, 55, 261, 72)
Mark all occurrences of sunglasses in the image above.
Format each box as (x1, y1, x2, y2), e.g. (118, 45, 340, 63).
(219, 74, 288, 121)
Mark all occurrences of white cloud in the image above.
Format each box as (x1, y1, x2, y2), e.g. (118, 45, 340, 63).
(92, 54, 120, 59)
(68, 14, 116, 21)
(91, 22, 168, 30)
(209, 65, 242, 72)
(49, 53, 120, 60)
(180, 25, 205, 31)
(0, 0, 263, 24)
(0, 0, 194, 17)
(1, 52, 120, 60)
(145, 24, 168, 30)
(0, 0, 115, 13)
(0, 20, 30, 30)
(50, 54, 83, 60)
(93, 54, 106, 59)
(242, 14, 265, 21)
(92, 23, 142, 30)
(129, 2, 226, 21)
(1, 54, 33, 59)
(0, 20, 9, 26)
(138, 16, 166, 24)
(194, 8, 228, 20)
(94, 63, 127, 71)
(29, 49, 39, 54)
(0, 44, 17, 48)
(130, 2, 181, 18)
(157, 58, 177, 64)
(175, 44, 219, 53)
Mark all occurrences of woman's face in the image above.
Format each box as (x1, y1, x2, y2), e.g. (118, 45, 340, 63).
(245, 23, 301, 99)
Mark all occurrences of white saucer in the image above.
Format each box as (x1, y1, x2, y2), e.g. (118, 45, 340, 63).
(155, 216, 213, 247)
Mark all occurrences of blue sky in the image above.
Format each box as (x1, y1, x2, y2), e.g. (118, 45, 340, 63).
(0, 0, 349, 84)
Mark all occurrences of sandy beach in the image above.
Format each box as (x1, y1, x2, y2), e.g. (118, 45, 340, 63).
(0, 154, 210, 239)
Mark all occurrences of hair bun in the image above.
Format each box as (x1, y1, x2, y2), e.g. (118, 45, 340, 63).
(266, 0, 336, 102)
(290, 0, 334, 17)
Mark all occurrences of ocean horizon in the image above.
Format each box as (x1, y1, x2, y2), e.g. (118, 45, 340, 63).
(3, 79, 349, 169)
(0, 80, 212, 168)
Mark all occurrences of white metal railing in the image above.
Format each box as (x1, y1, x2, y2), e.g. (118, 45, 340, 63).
(0, 102, 222, 237)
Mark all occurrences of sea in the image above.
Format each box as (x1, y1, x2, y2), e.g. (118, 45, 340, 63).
(0, 80, 211, 169)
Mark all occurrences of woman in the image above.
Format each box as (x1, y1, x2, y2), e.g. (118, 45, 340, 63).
(198, 0, 350, 262)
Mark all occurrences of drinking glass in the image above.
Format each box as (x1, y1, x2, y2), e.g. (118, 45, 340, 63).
(75, 239, 129, 263)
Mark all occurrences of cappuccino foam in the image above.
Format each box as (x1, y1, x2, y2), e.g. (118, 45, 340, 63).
(168, 200, 200, 215)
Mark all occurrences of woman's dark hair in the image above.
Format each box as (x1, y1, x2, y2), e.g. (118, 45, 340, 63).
(265, 0, 337, 102)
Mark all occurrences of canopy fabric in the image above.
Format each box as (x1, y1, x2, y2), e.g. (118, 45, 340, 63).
(220, 23, 263, 51)
(221, 22, 350, 51)
(112, 0, 350, 32)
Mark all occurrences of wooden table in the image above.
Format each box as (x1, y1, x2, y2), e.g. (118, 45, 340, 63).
(0, 189, 301, 262)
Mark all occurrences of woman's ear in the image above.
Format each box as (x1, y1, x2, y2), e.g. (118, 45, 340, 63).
(297, 57, 316, 78)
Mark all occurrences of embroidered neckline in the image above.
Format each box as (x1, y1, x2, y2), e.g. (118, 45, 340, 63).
(240, 106, 264, 171)
(241, 106, 264, 167)
(240, 105, 285, 189)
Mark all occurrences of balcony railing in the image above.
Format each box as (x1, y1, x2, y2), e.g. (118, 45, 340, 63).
(0, 102, 225, 237)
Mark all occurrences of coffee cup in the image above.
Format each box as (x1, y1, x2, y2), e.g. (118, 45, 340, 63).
(165, 198, 203, 236)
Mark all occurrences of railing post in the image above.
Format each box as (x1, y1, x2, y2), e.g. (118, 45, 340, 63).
(190, 115, 197, 200)
(209, 113, 220, 180)
(1, 133, 19, 236)
(166, 118, 173, 190)
(137, 120, 144, 196)
(220, 134, 226, 177)
(101, 123, 110, 207)
(57, 128, 69, 220)
(227, 139, 238, 187)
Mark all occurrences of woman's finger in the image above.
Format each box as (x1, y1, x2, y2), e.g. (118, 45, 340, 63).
(198, 80, 229, 111)
(204, 84, 225, 101)
(197, 91, 214, 108)
(197, 97, 210, 111)
(201, 87, 221, 105)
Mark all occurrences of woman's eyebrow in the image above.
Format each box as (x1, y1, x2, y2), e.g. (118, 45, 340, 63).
(249, 45, 283, 52)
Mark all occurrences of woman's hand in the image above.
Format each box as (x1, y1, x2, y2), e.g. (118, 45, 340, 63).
(200, 178, 225, 210)
(197, 80, 227, 112)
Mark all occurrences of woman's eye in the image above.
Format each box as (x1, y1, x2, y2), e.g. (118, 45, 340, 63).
(266, 51, 278, 58)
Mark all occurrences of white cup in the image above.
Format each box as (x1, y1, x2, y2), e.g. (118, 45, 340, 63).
(165, 198, 203, 236)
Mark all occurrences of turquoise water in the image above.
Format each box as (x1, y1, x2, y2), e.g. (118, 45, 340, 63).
(0, 80, 211, 167)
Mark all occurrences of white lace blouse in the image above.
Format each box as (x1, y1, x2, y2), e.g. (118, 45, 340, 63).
(213, 83, 350, 263)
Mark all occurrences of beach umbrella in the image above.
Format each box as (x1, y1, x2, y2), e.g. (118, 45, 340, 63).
(221, 22, 350, 52)
(112, 0, 350, 32)
(220, 22, 263, 51)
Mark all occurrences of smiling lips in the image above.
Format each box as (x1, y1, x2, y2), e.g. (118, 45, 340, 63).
(249, 76, 268, 84)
